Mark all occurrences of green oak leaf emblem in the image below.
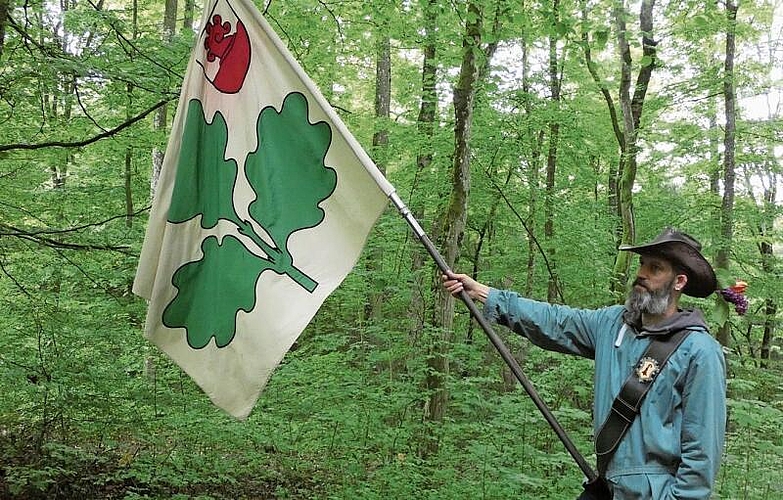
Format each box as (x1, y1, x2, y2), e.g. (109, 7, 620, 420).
(167, 99, 241, 229)
(162, 235, 271, 348)
(163, 92, 338, 349)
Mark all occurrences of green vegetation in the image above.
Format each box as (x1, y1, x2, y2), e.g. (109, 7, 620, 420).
(1, 0, 782, 498)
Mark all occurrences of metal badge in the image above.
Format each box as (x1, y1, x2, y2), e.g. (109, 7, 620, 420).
(635, 356, 660, 383)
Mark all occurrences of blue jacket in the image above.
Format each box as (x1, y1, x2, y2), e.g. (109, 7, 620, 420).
(484, 289, 726, 500)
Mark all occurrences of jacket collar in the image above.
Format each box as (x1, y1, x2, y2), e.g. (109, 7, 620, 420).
(622, 307, 708, 337)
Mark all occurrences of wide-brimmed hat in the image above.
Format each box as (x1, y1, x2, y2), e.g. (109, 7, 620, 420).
(619, 228, 717, 298)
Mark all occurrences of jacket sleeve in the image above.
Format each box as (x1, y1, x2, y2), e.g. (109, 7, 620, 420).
(666, 336, 727, 499)
(483, 289, 616, 359)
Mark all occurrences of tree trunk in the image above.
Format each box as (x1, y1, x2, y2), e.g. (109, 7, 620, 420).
(580, 0, 624, 229)
(756, 165, 777, 367)
(363, 26, 392, 321)
(716, 0, 737, 347)
(545, 0, 561, 303)
(151, 0, 178, 195)
(124, 139, 134, 227)
(0, 0, 9, 58)
(610, 0, 658, 299)
(373, 36, 391, 176)
(409, 0, 438, 340)
(760, 231, 776, 367)
(124, 0, 138, 228)
(423, 0, 482, 456)
(163, 0, 177, 37)
(183, 0, 194, 30)
(521, 28, 546, 297)
(143, 0, 175, 380)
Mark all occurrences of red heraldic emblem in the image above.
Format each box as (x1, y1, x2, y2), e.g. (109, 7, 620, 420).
(198, 1, 251, 93)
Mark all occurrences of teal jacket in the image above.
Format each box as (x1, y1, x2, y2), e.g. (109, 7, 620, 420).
(484, 289, 726, 500)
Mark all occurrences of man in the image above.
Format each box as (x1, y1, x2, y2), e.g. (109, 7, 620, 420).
(443, 228, 726, 499)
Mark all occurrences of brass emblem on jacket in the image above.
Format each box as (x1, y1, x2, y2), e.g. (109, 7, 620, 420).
(636, 357, 660, 383)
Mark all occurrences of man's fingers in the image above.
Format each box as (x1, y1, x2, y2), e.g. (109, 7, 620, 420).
(443, 272, 471, 297)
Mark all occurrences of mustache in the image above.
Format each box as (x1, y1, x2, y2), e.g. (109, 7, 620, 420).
(632, 279, 649, 290)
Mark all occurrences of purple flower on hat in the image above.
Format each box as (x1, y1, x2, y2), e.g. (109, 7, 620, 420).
(719, 280, 748, 315)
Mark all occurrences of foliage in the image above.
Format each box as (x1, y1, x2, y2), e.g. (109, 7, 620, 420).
(1, 0, 782, 499)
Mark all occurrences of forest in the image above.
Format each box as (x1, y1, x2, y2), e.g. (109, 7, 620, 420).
(1, 0, 782, 498)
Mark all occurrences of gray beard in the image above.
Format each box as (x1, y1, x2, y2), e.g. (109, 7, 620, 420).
(625, 279, 675, 316)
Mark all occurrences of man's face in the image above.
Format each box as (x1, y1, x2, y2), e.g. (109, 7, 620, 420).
(625, 255, 680, 316)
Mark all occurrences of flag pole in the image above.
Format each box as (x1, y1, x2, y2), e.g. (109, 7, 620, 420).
(389, 191, 599, 482)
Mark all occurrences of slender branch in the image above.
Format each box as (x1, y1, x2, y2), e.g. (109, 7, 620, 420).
(7, 15, 60, 57)
(0, 207, 150, 254)
(580, 0, 623, 148)
(51, 246, 127, 304)
(84, 0, 185, 82)
(0, 354, 38, 372)
(0, 258, 34, 298)
(1, 229, 134, 253)
(479, 162, 566, 303)
(0, 100, 171, 152)
(630, 0, 658, 129)
(74, 79, 109, 132)
(0, 206, 150, 237)
(316, 0, 343, 40)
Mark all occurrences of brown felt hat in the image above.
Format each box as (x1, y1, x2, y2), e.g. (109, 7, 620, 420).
(619, 228, 717, 298)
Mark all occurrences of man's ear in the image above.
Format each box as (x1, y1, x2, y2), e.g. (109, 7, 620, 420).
(674, 273, 688, 292)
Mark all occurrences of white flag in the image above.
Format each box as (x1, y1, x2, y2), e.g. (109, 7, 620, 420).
(133, 0, 394, 419)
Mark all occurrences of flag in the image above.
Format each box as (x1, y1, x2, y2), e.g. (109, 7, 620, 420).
(133, 0, 395, 419)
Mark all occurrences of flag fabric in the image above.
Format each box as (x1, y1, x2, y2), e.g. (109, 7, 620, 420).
(133, 0, 395, 420)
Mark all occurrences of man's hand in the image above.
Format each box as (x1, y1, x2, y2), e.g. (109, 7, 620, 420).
(442, 271, 490, 303)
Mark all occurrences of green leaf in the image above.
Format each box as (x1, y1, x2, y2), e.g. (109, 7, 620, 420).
(594, 29, 609, 50)
(162, 235, 271, 348)
(692, 14, 711, 29)
(714, 268, 734, 289)
(245, 92, 336, 290)
(713, 293, 729, 328)
(167, 99, 241, 229)
(555, 21, 571, 37)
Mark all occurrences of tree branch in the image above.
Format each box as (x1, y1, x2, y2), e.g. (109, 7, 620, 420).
(1, 206, 150, 237)
(1, 228, 134, 253)
(0, 100, 171, 152)
(631, 0, 658, 129)
(479, 161, 566, 304)
(0, 206, 150, 254)
(580, 0, 624, 148)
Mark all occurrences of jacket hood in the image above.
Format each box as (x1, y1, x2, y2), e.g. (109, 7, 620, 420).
(622, 307, 709, 336)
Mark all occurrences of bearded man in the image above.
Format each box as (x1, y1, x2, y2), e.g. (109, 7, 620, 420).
(443, 228, 726, 499)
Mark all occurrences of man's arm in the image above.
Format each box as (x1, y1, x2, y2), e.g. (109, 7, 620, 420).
(443, 271, 612, 358)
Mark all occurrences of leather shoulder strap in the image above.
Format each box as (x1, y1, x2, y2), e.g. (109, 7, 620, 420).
(595, 327, 692, 475)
